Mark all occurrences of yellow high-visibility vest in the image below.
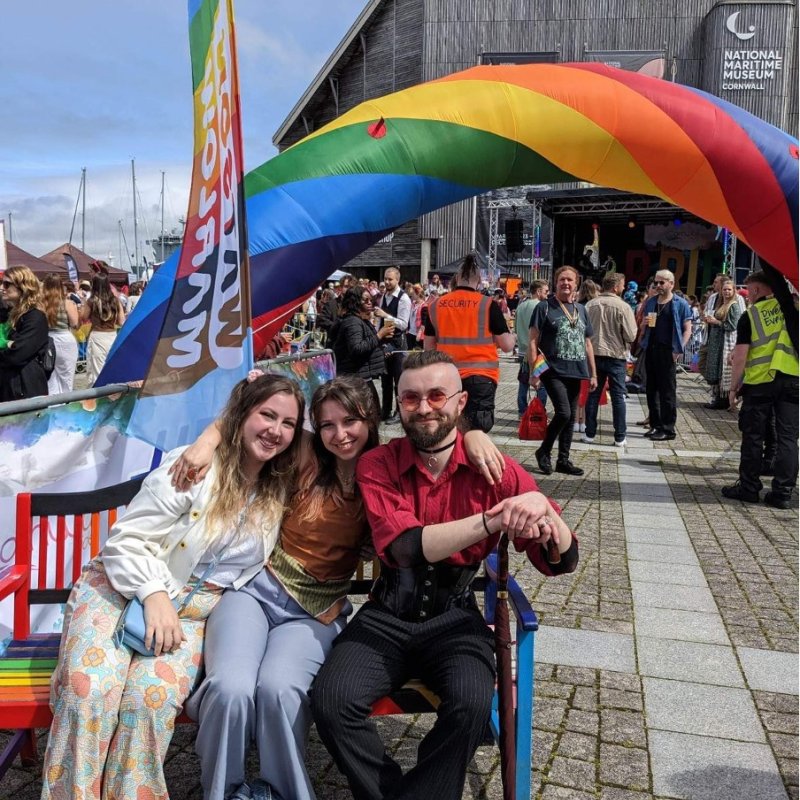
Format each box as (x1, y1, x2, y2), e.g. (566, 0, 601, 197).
(743, 297, 799, 385)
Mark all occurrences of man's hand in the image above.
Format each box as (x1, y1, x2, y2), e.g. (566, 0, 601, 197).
(485, 492, 559, 546)
(143, 591, 185, 656)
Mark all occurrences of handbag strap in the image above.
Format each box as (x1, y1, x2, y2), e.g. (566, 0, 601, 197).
(177, 499, 252, 611)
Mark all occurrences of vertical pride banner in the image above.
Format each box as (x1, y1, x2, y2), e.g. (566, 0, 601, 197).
(127, 0, 251, 451)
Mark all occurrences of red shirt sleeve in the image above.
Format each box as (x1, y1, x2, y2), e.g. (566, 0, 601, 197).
(355, 443, 423, 562)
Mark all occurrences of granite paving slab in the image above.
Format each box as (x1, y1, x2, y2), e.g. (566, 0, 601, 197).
(628, 561, 708, 587)
(737, 647, 799, 695)
(649, 730, 788, 800)
(634, 607, 730, 645)
(630, 581, 718, 613)
(637, 637, 745, 687)
(626, 541, 700, 565)
(643, 677, 765, 742)
(534, 626, 637, 674)
(624, 528, 692, 546)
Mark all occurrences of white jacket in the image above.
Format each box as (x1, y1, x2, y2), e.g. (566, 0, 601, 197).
(101, 447, 279, 602)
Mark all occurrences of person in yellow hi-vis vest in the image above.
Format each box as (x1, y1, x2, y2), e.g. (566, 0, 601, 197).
(424, 253, 515, 432)
(723, 270, 798, 509)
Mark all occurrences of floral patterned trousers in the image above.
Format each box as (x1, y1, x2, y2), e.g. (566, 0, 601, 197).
(41, 559, 222, 800)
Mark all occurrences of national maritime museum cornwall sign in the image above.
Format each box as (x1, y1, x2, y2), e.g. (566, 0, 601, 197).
(702, 1, 793, 128)
(722, 11, 783, 91)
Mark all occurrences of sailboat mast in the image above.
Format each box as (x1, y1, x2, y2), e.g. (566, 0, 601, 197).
(81, 167, 86, 252)
(132, 159, 139, 279)
(160, 171, 165, 262)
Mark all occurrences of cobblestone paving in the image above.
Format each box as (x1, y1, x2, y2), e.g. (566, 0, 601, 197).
(3, 360, 797, 800)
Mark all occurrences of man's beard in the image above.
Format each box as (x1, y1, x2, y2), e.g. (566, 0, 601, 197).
(402, 411, 458, 450)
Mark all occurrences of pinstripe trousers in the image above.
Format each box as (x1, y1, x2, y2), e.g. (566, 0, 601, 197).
(311, 601, 495, 800)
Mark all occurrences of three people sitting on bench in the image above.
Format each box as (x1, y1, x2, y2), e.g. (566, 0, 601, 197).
(43, 352, 578, 800)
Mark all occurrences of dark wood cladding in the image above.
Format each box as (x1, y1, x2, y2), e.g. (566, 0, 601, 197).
(274, 0, 797, 279)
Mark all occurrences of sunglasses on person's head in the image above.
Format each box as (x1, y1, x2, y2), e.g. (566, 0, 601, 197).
(397, 389, 461, 412)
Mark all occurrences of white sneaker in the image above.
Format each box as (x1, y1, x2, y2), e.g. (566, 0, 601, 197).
(613, 439, 627, 447)
(573, 422, 581, 432)
(579, 423, 586, 432)
(581, 434, 595, 444)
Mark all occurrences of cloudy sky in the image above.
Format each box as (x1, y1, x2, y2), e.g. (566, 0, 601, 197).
(1, 0, 365, 268)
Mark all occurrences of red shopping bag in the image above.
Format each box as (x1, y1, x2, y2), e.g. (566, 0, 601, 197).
(518, 397, 548, 441)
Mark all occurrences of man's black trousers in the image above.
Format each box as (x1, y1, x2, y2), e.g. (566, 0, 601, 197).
(738, 373, 799, 499)
(645, 343, 677, 434)
(311, 602, 495, 800)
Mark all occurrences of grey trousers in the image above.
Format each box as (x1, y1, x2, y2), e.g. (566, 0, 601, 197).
(186, 569, 349, 800)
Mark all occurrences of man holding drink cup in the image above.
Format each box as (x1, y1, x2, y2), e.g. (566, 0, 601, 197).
(638, 269, 693, 441)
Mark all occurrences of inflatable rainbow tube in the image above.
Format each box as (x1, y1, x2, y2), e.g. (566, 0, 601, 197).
(100, 63, 798, 385)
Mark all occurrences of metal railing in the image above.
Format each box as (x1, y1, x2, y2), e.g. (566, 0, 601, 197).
(0, 349, 334, 419)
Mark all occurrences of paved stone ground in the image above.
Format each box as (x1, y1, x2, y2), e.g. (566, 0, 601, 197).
(3, 356, 797, 799)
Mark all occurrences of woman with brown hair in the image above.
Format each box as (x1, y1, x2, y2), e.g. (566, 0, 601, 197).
(0, 264, 50, 401)
(80, 273, 125, 384)
(41, 374, 306, 800)
(42, 272, 80, 394)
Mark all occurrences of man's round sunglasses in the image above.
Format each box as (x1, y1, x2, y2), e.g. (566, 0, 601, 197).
(397, 390, 461, 412)
(653, 280, 670, 286)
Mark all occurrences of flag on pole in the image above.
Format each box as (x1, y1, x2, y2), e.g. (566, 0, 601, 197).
(531, 353, 549, 378)
(126, 0, 251, 451)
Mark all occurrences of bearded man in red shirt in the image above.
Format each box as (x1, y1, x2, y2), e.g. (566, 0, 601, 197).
(311, 350, 579, 800)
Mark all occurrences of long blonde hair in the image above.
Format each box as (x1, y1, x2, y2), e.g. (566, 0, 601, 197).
(42, 273, 67, 327)
(204, 374, 306, 541)
(4, 265, 43, 327)
(715, 279, 737, 320)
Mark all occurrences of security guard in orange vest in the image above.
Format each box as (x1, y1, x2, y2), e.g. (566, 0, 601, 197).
(723, 270, 798, 509)
(423, 254, 515, 431)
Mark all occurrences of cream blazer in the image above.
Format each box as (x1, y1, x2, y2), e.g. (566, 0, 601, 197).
(101, 447, 280, 602)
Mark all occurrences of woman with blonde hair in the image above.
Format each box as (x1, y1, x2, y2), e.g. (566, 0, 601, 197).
(41, 374, 306, 800)
(702, 277, 742, 409)
(80, 273, 125, 384)
(41, 272, 80, 394)
(0, 264, 50, 401)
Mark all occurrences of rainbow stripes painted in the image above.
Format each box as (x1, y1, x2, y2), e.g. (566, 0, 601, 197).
(101, 62, 798, 387)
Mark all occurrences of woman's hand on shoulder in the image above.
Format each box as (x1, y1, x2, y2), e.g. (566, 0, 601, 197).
(169, 422, 222, 490)
(463, 429, 505, 486)
(142, 591, 185, 656)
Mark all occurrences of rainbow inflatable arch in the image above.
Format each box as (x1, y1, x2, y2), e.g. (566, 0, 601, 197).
(101, 63, 799, 384)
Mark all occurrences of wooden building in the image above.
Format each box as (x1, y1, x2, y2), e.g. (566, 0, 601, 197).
(273, 0, 798, 284)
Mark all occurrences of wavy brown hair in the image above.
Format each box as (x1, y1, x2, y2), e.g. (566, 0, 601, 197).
(88, 274, 118, 326)
(205, 374, 306, 541)
(4, 265, 43, 326)
(292, 375, 380, 524)
(42, 273, 68, 327)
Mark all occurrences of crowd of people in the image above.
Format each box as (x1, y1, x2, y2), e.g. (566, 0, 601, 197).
(0, 261, 133, 400)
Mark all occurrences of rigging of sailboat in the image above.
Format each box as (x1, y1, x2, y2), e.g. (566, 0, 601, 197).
(147, 171, 184, 268)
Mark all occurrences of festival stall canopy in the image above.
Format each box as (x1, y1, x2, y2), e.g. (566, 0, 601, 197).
(100, 62, 799, 385)
(40, 243, 130, 287)
(4, 242, 59, 278)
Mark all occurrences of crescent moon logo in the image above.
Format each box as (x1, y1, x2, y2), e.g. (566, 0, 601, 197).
(726, 11, 757, 41)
